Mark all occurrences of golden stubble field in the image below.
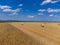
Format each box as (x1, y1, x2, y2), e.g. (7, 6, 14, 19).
(0, 22, 40, 45)
(10, 22, 60, 45)
(0, 22, 60, 45)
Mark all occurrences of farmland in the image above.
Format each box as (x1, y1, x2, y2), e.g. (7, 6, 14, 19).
(0, 22, 40, 45)
(0, 22, 60, 45)
(10, 22, 60, 45)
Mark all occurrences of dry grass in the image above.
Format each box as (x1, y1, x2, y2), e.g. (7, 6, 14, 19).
(1, 22, 60, 45)
(10, 22, 60, 45)
(0, 23, 41, 45)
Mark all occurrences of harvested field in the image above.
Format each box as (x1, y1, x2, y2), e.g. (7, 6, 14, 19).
(1, 22, 60, 45)
(10, 22, 60, 45)
(0, 23, 40, 45)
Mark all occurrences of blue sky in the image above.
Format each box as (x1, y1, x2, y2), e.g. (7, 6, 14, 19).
(0, 0, 60, 21)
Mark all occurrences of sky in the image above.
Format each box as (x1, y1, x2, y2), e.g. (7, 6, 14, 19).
(0, 0, 60, 21)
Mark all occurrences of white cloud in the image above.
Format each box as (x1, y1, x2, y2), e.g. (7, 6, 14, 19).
(38, 9, 46, 12)
(38, 13, 44, 15)
(3, 9, 12, 12)
(3, 8, 20, 12)
(0, 5, 21, 13)
(51, 0, 59, 3)
(27, 15, 35, 18)
(38, 8, 60, 13)
(47, 8, 60, 13)
(2, 8, 20, 16)
(49, 14, 54, 16)
(0, 5, 11, 9)
(19, 4, 23, 6)
(41, 0, 51, 5)
(9, 12, 18, 15)
(41, 0, 60, 5)
(0, 5, 22, 16)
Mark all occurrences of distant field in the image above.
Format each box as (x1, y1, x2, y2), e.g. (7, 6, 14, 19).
(0, 23, 40, 45)
(10, 22, 60, 45)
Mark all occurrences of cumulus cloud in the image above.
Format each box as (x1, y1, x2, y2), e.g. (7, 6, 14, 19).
(9, 12, 18, 15)
(41, 0, 60, 5)
(2, 8, 20, 15)
(27, 15, 35, 18)
(38, 8, 60, 13)
(0, 5, 11, 9)
(18, 4, 23, 6)
(49, 14, 54, 16)
(38, 9, 46, 12)
(3, 8, 20, 12)
(38, 13, 44, 15)
(47, 8, 60, 13)
(3, 9, 13, 12)
(0, 5, 22, 16)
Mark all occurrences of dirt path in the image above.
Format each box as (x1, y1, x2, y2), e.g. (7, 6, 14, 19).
(10, 22, 60, 45)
